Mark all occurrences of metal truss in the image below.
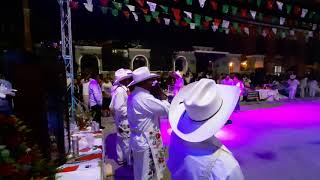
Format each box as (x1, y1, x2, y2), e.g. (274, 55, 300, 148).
(58, 0, 76, 126)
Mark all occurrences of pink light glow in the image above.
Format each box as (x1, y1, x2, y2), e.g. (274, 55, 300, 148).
(160, 100, 320, 147)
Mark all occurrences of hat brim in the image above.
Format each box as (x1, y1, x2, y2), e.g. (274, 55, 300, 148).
(113, 75, 132, 85)
(169, 82, 240, 143)
(128, 74, 159, 87)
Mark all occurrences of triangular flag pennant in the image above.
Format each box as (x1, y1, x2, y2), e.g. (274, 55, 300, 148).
(218, 27, 224, 33)
(222, 4, 229, 14)
(222, 20, 230, 28)
(290, 30, 295, 36)
(286, 5, 292, 14)
(112, 9, 119, 16)
(250, 10, 257, 19)
(280, 17, 285, 25)
(205, 16, 213, 22)
(123, 11, 130, 19)
(173, 20, 180, 26)
(172, 8, 181, 21)
(257, 0, 262, 7)
(132, 12, 139, 21)
(141, 8, 149, 14)
(294, 6, 301, 16)
(241, 9, 248, 18)
(152, 11, 159, 18)
(136, 0, 144, 7)
(184, 17, 192, 24)
(155, 18, 161, 24)
(127, 5, 135, 12)
(145, 15, 152, 22)
(190, 23, 196, 29)
(231, 6, 238, 15)
(262, 29, 268, 37)
(225, 29, 230, 34)
(194, 14, 201, 26)
(281, 31, 286, 39)
(276, 1, 283, 11)
(100, 7, 108, 14)
(164, 18, 170, 25)
(124, 0, 129, 4)
(100, 0, 109, 6)
(257, 13, 263, 21)
(312, 24, 317, 30)
(308, 31, 313, 37)
(232, 22, 239, 30)
(199, 0, 206, 8)
(184, 11, 192, 19)
(210, 0, 218, 10)
(70, 1, 79, 10)
(266, 0, 273, 10)
(309, 11, 316, 19)
(212, 25, 219, 32)
(112, 2, 122, 10)
(272, 28, 277, 34)
(213, 19, 221, 27)
(147, 1, 157, 12)
(203, 21, 210, 29)
(84, 0, 93, 12)
(160, 5, 169, 14)
(301, 8, 308, 18)
(244, 27, 250, 35)
(186, 0, 193, 5)
(271, 17, 278, 24)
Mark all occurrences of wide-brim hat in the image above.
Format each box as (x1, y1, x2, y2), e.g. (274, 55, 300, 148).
(128, 66, 159, 87)
(169, 78, 240, 143)
(113, 69, 133, 85)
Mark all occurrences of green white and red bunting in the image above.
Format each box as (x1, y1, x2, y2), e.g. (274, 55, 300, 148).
(72, 0, 320, 40)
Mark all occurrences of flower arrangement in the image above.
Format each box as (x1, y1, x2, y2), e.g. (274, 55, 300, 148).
(0, 114, 57, 179)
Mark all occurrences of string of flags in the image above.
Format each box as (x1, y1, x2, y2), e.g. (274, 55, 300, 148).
(69, 0, 320, 41)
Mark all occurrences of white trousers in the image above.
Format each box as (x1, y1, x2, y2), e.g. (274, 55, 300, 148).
(289, 87, 297, 99)
(309, 87, 319, 97)
(116, 134, 130, 164)
(132, 148, 156, 180)
(83, 95, 90, 111)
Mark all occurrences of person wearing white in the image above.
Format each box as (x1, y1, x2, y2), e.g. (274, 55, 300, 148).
(287, 75, 300, 100)
(220, 75, 234, 86)
(109, 69, 132, 165)
(308, 79, 319, 97)
(127, 67, 170, 180)
(300, 77, 308, 98)
(167, 79, 244, 180)
(89, 75, 103, 128)
(82, 78, 90, 111)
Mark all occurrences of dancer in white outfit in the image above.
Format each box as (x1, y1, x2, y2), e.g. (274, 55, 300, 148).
(287, 75, 299, 99)
(300, 77, 308, 98)
(308, 79, 319, 97)
(110, 69, 132, 165)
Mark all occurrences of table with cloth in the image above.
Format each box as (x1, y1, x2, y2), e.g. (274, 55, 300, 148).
(55, 130, 105, 180)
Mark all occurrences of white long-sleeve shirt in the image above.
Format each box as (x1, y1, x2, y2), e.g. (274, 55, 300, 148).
(89, 79, 102, 107)
(168, 133, 244, 180)
(127, 87, 170, 151)
(110, 85, 129, 128)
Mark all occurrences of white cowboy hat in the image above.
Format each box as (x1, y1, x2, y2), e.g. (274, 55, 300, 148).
(128, 66, 159, 87)
(113, 68, 133, 85)
(290, 75, 296, 79)
(169, 78, 240, 143)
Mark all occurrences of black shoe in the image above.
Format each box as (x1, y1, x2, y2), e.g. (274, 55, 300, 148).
(225, 120, 232, 125)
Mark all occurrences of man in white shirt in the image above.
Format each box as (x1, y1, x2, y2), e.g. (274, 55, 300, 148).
(82, 75, 90, 111)
(167, 79, 244, 180)
(127, 67, 170, 180)
(287, 75, 300, 100)
(109, 69, 132, 165)
(89, 74, 103, 129)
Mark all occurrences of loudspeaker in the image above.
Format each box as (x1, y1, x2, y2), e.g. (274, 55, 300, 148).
(6, 51, 67, 161)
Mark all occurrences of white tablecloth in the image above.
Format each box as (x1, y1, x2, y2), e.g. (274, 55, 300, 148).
(257, 89, 284, 101)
